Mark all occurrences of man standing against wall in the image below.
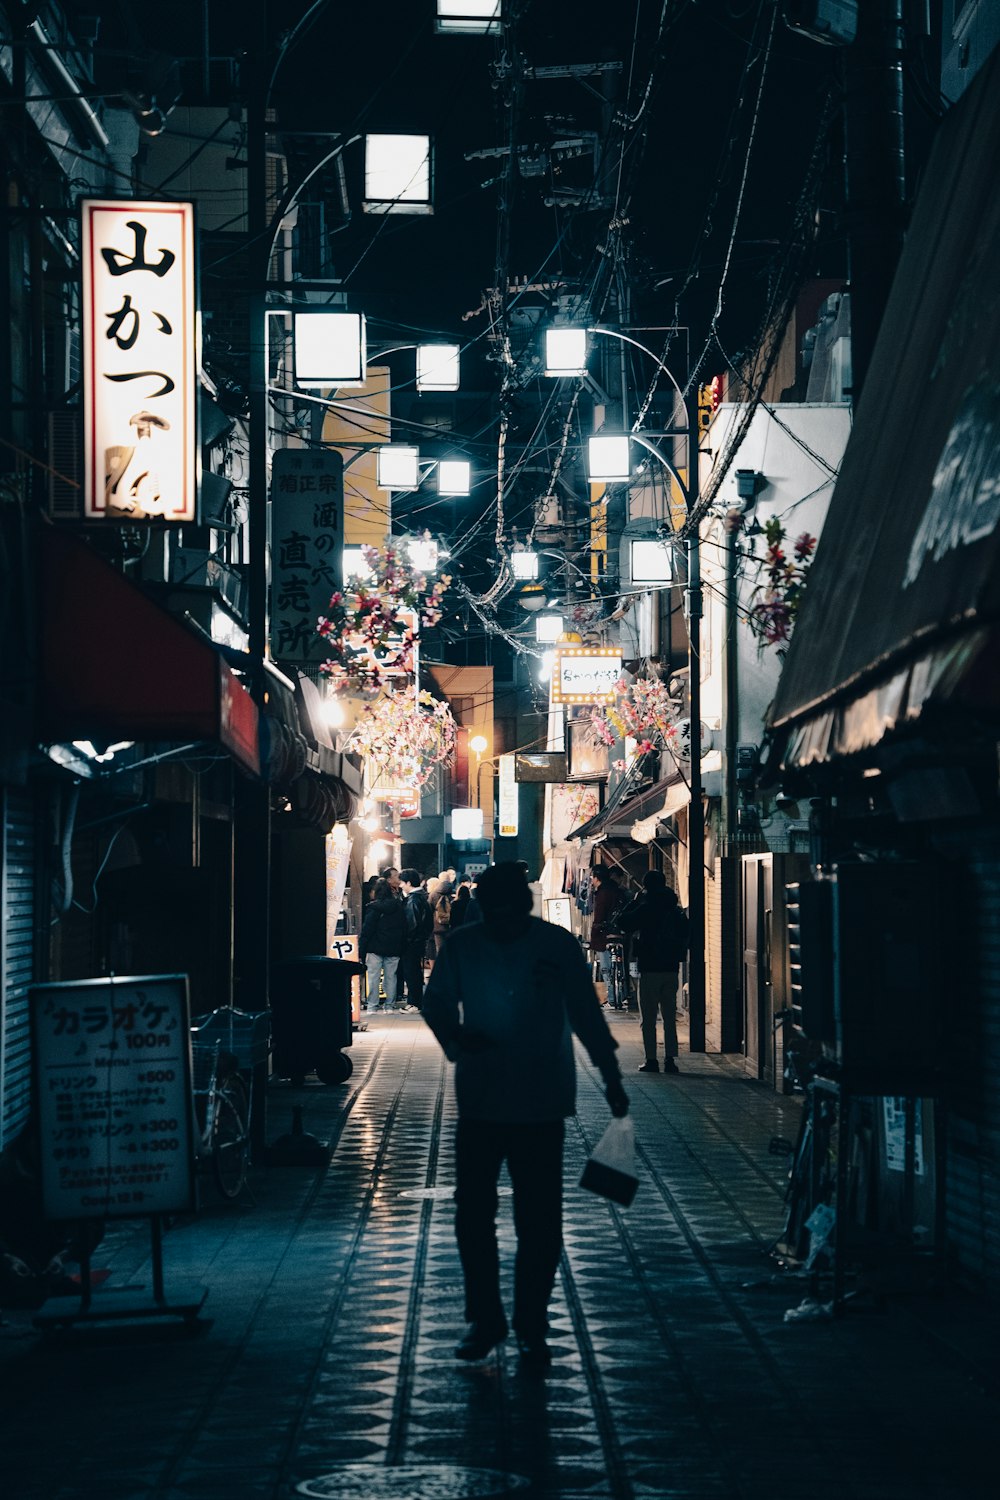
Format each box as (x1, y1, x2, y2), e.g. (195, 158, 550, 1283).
(617, 870, 690, 1073)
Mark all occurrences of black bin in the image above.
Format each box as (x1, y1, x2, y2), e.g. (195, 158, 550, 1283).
(270, 957, 362, 1085)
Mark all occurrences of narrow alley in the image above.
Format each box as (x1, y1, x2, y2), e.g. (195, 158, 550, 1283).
(2, 1015, 996, 1500)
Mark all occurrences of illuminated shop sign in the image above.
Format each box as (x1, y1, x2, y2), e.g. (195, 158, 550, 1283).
(550, 648, 623, 706)
(82, 199, 197, 522)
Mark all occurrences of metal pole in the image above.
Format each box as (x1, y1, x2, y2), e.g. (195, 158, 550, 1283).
(686, 393, 706, 1051)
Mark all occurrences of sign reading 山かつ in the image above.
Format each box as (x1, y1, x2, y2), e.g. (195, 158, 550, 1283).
(551, 647, 623, 706)
(82, 199, 197, 523)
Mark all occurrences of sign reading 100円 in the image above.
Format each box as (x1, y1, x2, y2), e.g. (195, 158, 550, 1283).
(551, 648, 623, 706)
(31, 975, 195, 1221)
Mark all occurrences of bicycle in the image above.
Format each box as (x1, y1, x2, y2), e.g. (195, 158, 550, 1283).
(605, 936, 628, 1011)
(190, 1007, 267, 1200)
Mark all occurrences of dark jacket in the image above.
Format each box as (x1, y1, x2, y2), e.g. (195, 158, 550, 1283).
(449, 890, 472, 929)
(422, 916, 621, 1123)
(617, 892, 690, 973)
(589, 880, 625, 953)
(404, 888, 433, 951)
(360, 893, 407, 959)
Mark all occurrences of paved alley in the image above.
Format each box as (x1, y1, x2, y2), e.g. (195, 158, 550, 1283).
(1, 1016, 997, 1500)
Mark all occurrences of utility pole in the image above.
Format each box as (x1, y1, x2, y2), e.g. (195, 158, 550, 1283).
(233, 0, 271, 1055)
(686, 393, 706, 1052)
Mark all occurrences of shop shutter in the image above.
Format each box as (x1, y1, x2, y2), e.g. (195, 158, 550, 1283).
(946, 830, 1000, 1292)
(1, 788, 36, 1148)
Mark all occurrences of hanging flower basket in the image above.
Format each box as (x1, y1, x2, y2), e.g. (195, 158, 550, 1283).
(747, 518, 817, 648)
(589, 676, 681, 775)
(317, 532, 451, 694)
(348, 686, 458, 792)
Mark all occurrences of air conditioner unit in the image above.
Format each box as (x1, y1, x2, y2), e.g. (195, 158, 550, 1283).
(47, 411, 83, 520)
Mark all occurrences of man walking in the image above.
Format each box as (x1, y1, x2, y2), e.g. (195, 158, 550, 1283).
(422, 862, 628, 1370)
(617, 870, 690, 1073)
(399, 869, 433, 1012)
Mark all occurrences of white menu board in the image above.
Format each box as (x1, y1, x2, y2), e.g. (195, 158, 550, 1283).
(32, 975, 195, 1221)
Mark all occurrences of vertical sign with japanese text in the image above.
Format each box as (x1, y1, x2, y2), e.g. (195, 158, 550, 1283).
(31, 975, 195, 1221)
(82, 200, 197, 522)
(498, 752, 518, 837)
(270, 449, 345, 664)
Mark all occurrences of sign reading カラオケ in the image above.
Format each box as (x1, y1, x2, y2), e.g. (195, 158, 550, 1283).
(31, 975, 195, 1221)
(551, 647, 623, 706)
(82, 200, 197, 522)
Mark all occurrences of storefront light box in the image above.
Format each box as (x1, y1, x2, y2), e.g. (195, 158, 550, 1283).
(550, 648, 623, 706)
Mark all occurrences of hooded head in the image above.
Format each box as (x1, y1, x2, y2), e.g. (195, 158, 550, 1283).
(474, 862, 532, 937)
(643, 869, 677, 904)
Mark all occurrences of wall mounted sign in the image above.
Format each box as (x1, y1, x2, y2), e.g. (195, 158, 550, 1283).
(31, 974, 195, 1221)
(550, 647, 623, 706)
(498, 752, 518, 836)
(270, 449, 345, 664)
(82, 200, 197, 522)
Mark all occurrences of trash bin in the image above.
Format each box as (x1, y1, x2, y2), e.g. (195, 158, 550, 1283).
(269, 957, 362, 1085)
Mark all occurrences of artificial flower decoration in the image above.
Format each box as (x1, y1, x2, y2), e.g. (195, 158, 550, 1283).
(317, 532, 452, 693)
(349, 686, 458, 790)
(590, 675, 680, 774)
(748, 518, 817, 647)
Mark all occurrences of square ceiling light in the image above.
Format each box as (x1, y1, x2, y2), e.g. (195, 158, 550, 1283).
(544, 327, 587, 377)
(510, 550, 539, 580)
(406, 536, 439, 572)
(294, 311, 366, 387)
(588, 434, 631, 483)
(376, 445, 420, 490)
(436, 1, 502, 33)
(416, 343, 460, 391)
(343, 546, 376, 584)
(451, 807, 484, 840)
(364, 134, 432, 215)
(630, 537, 673, 584)
(535, 613, 564, 643)
(438, 458, 471, 495)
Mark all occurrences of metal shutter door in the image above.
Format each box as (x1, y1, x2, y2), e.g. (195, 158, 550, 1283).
(1, 788, 36, 1148)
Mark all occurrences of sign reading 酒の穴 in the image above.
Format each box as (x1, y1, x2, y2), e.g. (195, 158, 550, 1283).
(82, 199, 197, 522)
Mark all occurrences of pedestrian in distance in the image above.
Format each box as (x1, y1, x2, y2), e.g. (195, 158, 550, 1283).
(422, 861, 629, 1371)
(359, 877, 408, 1013)
(449, 881, 472, 930)
(399, 869, 433, 1012)
(588, 865, 624, 995)
(617, 869, 690, 1073)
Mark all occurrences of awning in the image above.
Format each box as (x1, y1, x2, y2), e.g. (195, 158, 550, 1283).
(568, 774, 688, 843)
(768, 48, 1000, 772)
(39, 528, 260, 775)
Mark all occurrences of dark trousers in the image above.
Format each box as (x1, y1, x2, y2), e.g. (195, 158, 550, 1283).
(400, 945, 424, 1010)
(454, 1117, 564, 1338)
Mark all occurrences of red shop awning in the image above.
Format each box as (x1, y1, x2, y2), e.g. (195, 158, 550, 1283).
(39, 528, 260, 775)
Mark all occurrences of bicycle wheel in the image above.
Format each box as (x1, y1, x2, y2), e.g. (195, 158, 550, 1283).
(212, 1073, 249, 1200)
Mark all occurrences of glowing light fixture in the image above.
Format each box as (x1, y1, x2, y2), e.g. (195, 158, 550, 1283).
(535, 613, 564, 643)
(588, 434, 632, 483)
(436, 0, 502, 32)
(544, 327, 588, 377)
(438, 458, 471, 496)
(364, 134, 432, 215)
(470, 734, 488, 755)
(416, 343, 460, 392)
(320, 695, 346, 730)
(537, 650, 555, 683)
(294, 311, 366, 387)
(510, 549, 539, 580)
(630, 538, 673, 584)
(343, 546, 376, 584)
(406, 536, 439, 572)
(377, 445, 420, 490)
(451, 807, 484, 840)
(516, 582, 547, 612)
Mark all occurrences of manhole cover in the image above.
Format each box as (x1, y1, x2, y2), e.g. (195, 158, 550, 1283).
(296, 1464, 530, 1498)
(397, 1186, 512, 1199)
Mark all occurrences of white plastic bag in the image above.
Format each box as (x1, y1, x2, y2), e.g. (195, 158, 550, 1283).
(579, 1116, 639, 1206)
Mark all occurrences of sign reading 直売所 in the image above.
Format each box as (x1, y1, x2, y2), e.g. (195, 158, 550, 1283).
(31, 975, 195, 1221)
(270, 449, 345, 664)
(82, 200, 197, 522)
